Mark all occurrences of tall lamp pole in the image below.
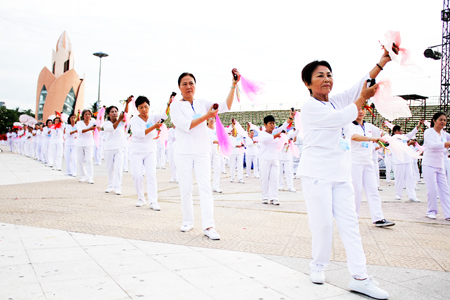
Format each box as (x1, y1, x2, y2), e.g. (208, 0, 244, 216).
(93, 51, 109, 110)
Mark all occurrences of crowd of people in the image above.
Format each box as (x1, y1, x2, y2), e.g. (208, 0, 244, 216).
(4, 55, 450, 299)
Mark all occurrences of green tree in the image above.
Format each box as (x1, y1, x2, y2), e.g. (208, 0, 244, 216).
(0, 107, 35, 134)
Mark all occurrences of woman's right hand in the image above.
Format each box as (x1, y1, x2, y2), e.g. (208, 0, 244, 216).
(355, 83, 378, 107)
(206, 105, 218, 119)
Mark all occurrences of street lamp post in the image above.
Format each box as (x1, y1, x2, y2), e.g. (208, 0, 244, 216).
(93, 51, 109, 110)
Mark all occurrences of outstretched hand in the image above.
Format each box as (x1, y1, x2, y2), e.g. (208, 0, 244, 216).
(232, 68, 241, 83)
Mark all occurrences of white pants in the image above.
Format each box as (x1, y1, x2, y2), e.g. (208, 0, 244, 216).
(105, 149, 124, 191)
(423, 165, 450, 218)
(123, 144, 129, 172)
(156, 146, 165, 168)
(211, 151, 221, 190)
(230, 154, 244, 181)
(65, 144, 77, 176)
(412, 159, 420, 182)
(32, 142, 37, 158)
(445, 159, 450, 188)
(279, 159, 294, 189)
(351, 163, 385, 222)
(260, 159, 280, 201)
(246, 154, 259, 177)
(393, 163, 417, 199)
(94, 145, 101, 165)
(301, 176, 368, 279)
(168, 150, 177, 181)
(51, 143, 64, 170)
(47, 142, 55, 167)
(130, 151, 157, 204)
(373, 158, 380, 188)
(385, 154, 392, 182)
(221, 156, 226, 173)
(175, 153, 215, 230)
(77, 146, 94, 181)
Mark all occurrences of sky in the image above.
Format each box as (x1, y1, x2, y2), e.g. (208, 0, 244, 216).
(0, 0, 445, 114)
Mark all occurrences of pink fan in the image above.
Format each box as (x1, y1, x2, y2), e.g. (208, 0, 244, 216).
(97, 107, 106, 127)
(233, 120, 248, 138)
(13, 122, 22, 127)
(383, 135, 420, 163)
(93, 128, 100, 148)
(19, 114, 32, 124)
(277, 133, 288, 151)
(239, 75, 265, 104)
(383, 121, 394, 130)
(424, 120, 431, 128)
(415, 142, 425, 154)
(288, 140, 300, 158)
(383, 30, 422, 74)
(159, 124, 169, 144)
(248, 122, 260, 132)
(61, 113, 69, 123)
(372, 79, 411, 121)
(216, 115, 233, 157)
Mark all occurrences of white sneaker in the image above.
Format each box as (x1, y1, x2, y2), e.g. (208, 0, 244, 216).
(262, 199, 269, 204)
(238, 179, 245, 184)
(136, 199, 145, 207)
(150, 202, 161, 211)
(348, 277, 389, 299)
(204, 228, 220, 240)
(180, 224, 193, 232)
(395, 195, 401, 200)
(427, 212, 437, 219)
(230, 179, 234, 183)
(105, 188, 114, 193)
(271, 199, 280, 206)
(88, 180, 94, 184)
(245, 174, 249, 178)
(71, 174, 77, 177)
(115, 190, 122, 195)
(310, 270, 325, 284)
(79, 178, 87, 183)
(409, 198, 420, 203)
(289, 188, 297, 192)
(213, 189, 223, 193)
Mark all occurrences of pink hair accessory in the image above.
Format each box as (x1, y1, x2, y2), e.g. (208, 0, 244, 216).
(372, 78, 411, 121)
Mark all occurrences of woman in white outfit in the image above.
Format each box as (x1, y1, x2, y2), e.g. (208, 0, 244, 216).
(103, 102, 129, 195)
(169, 69, 240, 240)
(245, 129, 259, 178)
(50, 117, 65, 171)
(422, 112, 450, 220)
(299, 52, 391, 299)
(168, 126, 177, 182)
(43, 120, 52, 165)
(64, 114, 78, 177)
(76, 109, 96, 184)
(129, 96, 166, 210)
(229, 129, 245, 183)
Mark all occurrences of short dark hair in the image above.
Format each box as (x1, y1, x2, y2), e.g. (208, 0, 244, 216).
(135, 96, 150, 108)
(178, 72, 196, 86)
(301, 60, 333, 95)
(45, 119, 52, 126)
(392, 125, 401, 136)
(81, 109, 92, 120)
(264, 115, 275, 124)
(105, 106, 119, 120)
(431, 112, 446, 127)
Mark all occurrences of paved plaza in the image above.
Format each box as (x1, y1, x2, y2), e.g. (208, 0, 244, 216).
(1, 145, 450, 299)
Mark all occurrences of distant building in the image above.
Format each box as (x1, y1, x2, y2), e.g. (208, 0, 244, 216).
(35, 31, 85, 121)
(0, 101, 5, 108)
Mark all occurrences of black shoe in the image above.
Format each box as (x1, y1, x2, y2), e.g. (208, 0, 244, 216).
(374, 219, 395, 227)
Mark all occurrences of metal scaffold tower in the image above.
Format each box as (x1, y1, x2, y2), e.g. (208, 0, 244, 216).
(441, 0, 450, 113)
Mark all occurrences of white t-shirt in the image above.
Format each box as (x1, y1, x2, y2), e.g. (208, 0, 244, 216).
(170, 98, 229, 155)
(298, 74, 369, 182)
(245, 138, 258, 156)
(423, 128, 448, 169)
(258, 122, 289, 160)
(129, 113, 166, 154)
(65, 124, 78, 146)
(76, 120, 96, 147)
(50, 124, 65, 144)
(103, 120, 125, 150)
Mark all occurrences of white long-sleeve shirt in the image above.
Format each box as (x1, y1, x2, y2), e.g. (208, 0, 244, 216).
(245, 138, 258, 156)
(129, 113, 166, 154)
(298, 73, 370, 182)
(103, 120, 125, 150)
(258, 122, 289, 160)
(423, 128, 448, 169)
(169, 99, 229, 155)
